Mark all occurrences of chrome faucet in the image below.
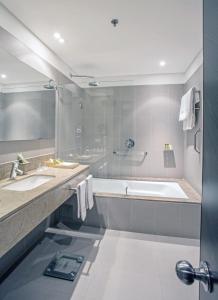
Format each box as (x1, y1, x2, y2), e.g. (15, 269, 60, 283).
(10, 160, 23, 180)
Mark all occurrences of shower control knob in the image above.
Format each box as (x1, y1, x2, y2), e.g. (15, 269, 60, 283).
(175, 260, 218, 293)
(125, 138, 135, 149)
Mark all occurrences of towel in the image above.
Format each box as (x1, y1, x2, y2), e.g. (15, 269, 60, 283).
(179, 88, 193, 121)
(76, 180, 87, 221)
(86, 175, 94, 210)
(179, 88, 198, 131)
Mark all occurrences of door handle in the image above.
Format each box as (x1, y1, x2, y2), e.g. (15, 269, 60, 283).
(176, 260, 218, 293)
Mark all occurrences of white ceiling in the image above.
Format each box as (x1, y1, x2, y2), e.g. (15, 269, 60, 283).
(0, 48, 48, 85)
(0, 0, 202, 80)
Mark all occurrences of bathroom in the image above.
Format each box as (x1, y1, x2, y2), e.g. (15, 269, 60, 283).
(1, 1, 218, 300)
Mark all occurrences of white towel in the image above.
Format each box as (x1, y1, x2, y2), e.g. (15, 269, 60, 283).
(86, 175, 94, 210)
(76, 180, 87, 221)
(179, 88, 193, 121)
(179, 88, 197, 131)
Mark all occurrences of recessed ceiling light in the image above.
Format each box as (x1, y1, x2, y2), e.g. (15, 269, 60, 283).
(59, 38, 65, 44)
(53, 32, 61, 39)
(1, 74, 7, 79)
(159, 60, 166, 67)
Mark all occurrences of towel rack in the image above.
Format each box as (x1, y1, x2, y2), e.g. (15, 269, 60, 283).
(194, 89, 201, 110)
(194, 128, 201, 154)
(67, 175, 91, 192)
(68, 187, 77, 192)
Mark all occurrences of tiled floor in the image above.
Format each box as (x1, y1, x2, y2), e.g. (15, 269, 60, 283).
(0, 229, 199, 300)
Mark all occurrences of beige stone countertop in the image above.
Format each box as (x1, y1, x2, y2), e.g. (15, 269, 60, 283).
(94, 177, 201, 204)
(0, 165, 89, 222)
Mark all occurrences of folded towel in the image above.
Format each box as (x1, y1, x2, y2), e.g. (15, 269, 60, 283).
(179, 88, 198, 131)
(86, 175, 94, 210)
(179, 88, 193, 122)
(76, 180, 87, 221)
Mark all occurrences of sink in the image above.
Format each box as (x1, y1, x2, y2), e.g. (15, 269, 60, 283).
(2, 175, 54, 191)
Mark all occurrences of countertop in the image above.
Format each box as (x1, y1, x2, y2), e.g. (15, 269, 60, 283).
(0, 165, 89, 222)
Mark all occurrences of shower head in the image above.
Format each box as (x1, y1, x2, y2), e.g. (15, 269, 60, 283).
(88, 81, 100, 87)
(43, 79, 56, 90)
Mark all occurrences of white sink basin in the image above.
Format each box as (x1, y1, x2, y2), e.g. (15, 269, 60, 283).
(2, 175, 54, 191)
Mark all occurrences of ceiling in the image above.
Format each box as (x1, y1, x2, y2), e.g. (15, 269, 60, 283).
(0, 0, 202, 80)
(0, 49, 48, 85)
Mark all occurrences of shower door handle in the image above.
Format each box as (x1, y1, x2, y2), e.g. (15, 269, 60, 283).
(176, 260, 218, 293)
(194, 129, 201, 154)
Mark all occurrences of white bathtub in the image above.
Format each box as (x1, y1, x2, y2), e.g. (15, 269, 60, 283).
(93, 178, 188, 199)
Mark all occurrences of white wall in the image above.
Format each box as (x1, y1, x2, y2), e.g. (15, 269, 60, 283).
(82, 85, 184, 179)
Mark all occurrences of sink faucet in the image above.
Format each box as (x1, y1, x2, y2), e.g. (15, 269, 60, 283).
(10, 160, 23, 180)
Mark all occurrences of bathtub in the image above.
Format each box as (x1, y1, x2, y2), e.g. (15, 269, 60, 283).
(93, 178, 188, 199)
(63, 177, 201, 239)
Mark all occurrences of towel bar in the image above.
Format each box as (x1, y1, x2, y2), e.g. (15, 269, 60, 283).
(68, 187, 77, 191)
(194, 89, 201, 111)
(194, 128, 201, 154)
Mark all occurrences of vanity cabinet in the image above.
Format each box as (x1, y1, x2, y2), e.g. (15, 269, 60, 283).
(0, 167, 89, 257)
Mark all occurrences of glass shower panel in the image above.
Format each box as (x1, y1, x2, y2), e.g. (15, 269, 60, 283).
(56, 84, 83, 162)
(83, 87, 140, 179)
(110, 87, 136, 179)
(80, 89, 110, 177)
(57, 84, 139, 179)
(56, 84, 110, 177)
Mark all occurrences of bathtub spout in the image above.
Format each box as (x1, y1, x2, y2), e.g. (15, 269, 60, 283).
(125, 186, 128, 195)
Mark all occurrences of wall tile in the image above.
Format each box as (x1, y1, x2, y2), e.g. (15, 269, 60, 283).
(80, 85, 184, 179)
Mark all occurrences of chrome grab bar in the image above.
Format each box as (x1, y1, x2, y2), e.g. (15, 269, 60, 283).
(194, 128, 201, 154)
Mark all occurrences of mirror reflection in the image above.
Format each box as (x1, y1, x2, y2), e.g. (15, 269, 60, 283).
(0, 48, 55, 141)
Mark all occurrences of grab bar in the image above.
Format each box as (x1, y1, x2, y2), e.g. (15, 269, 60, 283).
(113, 151, 148, 156)
(194, 129, 201, 154)
(194, 89, 201, 111)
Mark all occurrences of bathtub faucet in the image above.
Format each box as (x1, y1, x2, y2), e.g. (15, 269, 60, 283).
(125, 186, 128, 195)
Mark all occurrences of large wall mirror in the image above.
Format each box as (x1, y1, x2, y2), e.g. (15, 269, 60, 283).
(0, 48, 56, 142)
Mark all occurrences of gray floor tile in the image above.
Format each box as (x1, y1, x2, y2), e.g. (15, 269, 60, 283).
(0, 229, 199, 300)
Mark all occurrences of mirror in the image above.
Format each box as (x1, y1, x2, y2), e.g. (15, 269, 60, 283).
(0, 48, 55, 141)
